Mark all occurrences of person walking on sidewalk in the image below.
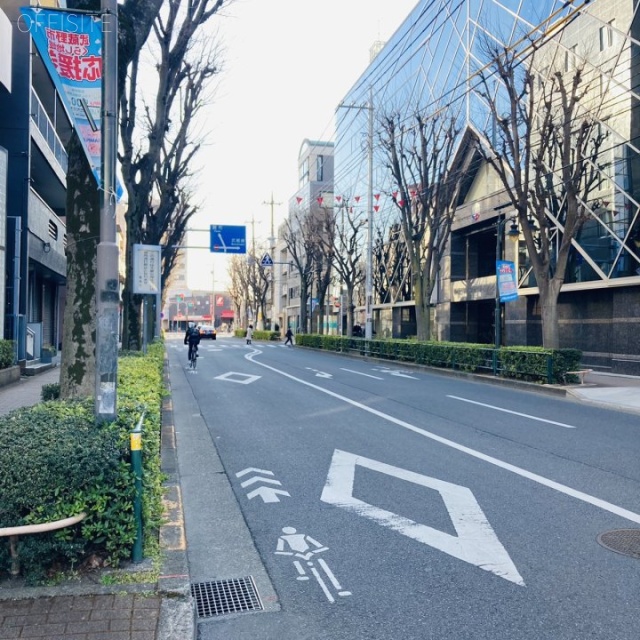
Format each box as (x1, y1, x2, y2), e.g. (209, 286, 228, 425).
(246, 324, 254, 345)
(284, 327, 294, 347)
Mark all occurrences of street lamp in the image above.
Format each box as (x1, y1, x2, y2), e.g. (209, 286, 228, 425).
(495, 212, 520, 349)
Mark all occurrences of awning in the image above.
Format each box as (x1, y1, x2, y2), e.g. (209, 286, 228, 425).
(220, 310, 234, 319)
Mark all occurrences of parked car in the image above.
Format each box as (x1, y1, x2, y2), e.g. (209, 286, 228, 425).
(199, 324, 216, 339)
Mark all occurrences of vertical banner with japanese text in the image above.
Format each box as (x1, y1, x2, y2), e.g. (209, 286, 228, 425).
(496, 260, 519, 303)
(19, 7, 104, 188)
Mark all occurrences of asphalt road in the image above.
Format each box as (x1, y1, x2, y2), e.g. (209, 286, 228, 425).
(166, 334, 640, 640)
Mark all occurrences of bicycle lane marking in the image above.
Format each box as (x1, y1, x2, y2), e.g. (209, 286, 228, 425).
(245, 352, 640, 525)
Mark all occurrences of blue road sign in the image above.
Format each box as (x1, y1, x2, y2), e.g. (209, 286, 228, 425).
(210, 225, 247, 254)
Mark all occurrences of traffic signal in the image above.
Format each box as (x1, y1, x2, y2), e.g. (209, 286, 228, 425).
(176, 294, 184, 302)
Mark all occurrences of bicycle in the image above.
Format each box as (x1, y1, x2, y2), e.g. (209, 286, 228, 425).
(189, 345, 198, 370)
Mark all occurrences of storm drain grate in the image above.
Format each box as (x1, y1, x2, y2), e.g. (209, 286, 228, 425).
(191, 577, 263, 618)
(597, 529, 640, 559)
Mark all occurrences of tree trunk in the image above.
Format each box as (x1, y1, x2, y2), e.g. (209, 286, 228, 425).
(540, 280, 561, 349)
(121, 222, 143, 350)
(60, 135, 98, 399)
(299, 282, 308, 333)
(413, 263, 431, 341)
(346, 288, 355, 337)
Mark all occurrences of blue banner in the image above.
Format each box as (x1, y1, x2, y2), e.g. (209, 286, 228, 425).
(19, 7, 121, 198)
(497, 260, 519, 302)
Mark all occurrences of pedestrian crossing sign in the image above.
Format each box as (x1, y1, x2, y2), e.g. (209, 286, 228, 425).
(260, 253, 274, 267)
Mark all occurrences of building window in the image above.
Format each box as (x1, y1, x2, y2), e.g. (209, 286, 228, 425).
(564, 45, 577, 72)
(316, 155, 324, 181)
(299, 158, 309, 188)
(599, 20, 615, 51)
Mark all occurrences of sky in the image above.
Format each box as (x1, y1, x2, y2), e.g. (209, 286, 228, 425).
(183, 0, 419, 290)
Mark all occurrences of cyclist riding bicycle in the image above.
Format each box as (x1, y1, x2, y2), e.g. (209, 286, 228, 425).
(184, 322, 201, 363)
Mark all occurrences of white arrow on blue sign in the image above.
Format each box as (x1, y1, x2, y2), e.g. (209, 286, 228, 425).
(210, 225, 247, 254)
(260, 253, 274, 266)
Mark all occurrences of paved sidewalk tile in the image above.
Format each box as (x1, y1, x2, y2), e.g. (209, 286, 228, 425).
(0, 593, 161, 640)
(0, 368, 60, 416)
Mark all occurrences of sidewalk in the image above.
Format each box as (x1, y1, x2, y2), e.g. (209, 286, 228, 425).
(0, 366, 194, 640)
(565, 370, 640, 414)
(0, 362, 638, 640)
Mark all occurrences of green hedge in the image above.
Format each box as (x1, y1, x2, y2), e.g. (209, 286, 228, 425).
(0, 341, 166, 584)
(0, 340, 15, 369)
(235, 328, 280, 341)
(294, 334, 582, 384)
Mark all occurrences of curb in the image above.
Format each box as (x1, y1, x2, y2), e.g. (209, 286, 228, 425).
(157, 356, 195, 640)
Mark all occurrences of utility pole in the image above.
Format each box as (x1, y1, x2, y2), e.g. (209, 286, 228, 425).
(336, 91, 374, 340)
(245, 215, 261, 328)
(263, 193, 281, 329)
(95, 0, 119, 422)
(365, 86, 374, 341)
(262, 193, 281, 250)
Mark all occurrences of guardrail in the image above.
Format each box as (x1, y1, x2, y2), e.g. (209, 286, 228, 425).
(0, 513, 87, 577)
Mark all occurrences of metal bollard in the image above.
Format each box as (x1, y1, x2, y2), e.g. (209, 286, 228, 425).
(130, 411, 145, 563)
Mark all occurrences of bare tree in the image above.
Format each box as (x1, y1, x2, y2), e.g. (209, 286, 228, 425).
(282, 210, 324, 333)
(60, 0, 164, 399)
(319, 199, 365, 336)
(246, 248, 270, 327)
(476, 42, 606, 348)
(372, 221, 412, 312)
(120, 0, 226, 350)
(379, 110, 463, 341)
(227, 254, 249, 328)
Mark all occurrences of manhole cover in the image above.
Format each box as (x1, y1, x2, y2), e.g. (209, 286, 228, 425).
(191, 577, 263, 618)
(597, 529, 640, 559)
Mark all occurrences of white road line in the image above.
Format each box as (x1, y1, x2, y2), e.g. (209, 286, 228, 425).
(310, 566, 335, 603)
(317, 558, 350, 595)
(447, 395, 577, 429)
(340, 368, 384, 380)
(248, 354, 640, 525)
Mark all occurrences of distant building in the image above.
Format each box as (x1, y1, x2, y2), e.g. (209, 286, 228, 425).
(274, 139, 335, 334)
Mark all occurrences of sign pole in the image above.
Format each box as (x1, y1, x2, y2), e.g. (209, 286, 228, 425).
(95, 0, 119, 422)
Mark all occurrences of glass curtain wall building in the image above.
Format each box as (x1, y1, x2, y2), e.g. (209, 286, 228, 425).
(335, 0, 640, 373)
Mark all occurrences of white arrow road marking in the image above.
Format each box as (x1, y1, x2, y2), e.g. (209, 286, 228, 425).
(236, 468, 275, 478)
(305, 367, 333, 378)
(247, 486, 291, 503)
(248, 353, 640, 525)
(240, 476, 283, 488)
(373, 367, 418, 379)
(340, 368, 384, 380)
(448, 395, 576, 428)
(321, 449, 524, 586)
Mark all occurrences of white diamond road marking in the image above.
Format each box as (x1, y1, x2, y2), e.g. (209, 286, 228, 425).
(247, 352, 640, 527)
(321, 449, 525, 586)
(214, 372, 261, 384)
